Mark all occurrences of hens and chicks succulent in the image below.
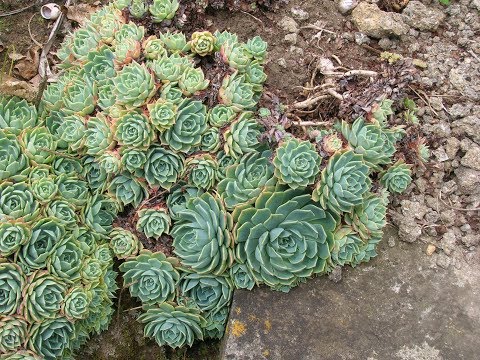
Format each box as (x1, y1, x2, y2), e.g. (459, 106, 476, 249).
(0, 0, 427, 356)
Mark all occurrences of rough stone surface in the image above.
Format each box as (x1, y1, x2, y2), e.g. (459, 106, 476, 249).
(278, 16, 299, 33)
(461, 145, 480, 170)
(402, 1, 446, 31)
(221, 230, 480, 360)
(351, 3, 409, 39)
(454, 166, 480, 194)
(290, 7, 309, 21)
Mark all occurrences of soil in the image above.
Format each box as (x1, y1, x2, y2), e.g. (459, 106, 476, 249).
(1, 0, 479, 359)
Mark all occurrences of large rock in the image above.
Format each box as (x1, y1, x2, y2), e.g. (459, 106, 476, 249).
(351, 3, 409, 39)
(455, 166, 480, 194)
(402, 1, 445, 31)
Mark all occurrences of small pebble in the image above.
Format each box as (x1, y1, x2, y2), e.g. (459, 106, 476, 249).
(426, 244, 436, 256)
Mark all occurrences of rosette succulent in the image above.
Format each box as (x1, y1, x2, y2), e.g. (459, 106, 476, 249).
(56, 114, 86, 152)
(114, 37, 141, 64)
(113, 61, 156, 109)
(222, 43, 252, 71)
(0, 182, 39, 222)
(166, 183, 203, 220)
(120, 148, 147, 176)
(84, 46, 116, 82)
(219, 73, 256, 110)
(71, 27, 101, 60)
(62, 287, 92, 320)
(62, 75, 97, 116)
(0, 130, 28, 181)
(138, 303, 205, 348)
(114, 112, 154, 149)
(148, 99, 177, 132)
(218, 150, 276, 210)
(19, 127, 57, 165)
(234, 188, 338, 292)
(179, 273, 233, 314)
(53, 156, 83, 177)
(130, 0, 148, 18)
(149, 0, 179, 22)
(110, 227, 142, 259)
(330, 226, 365, 267)
(0, 261, 25, 315)
(48, 237, 84, 281)
(204, 306, 229, 339)
(145, 146, 184, 189)
(190, 31, 216, 56)
(230, 263, 255, 290)
(0, 315, 28, 353)
(172, 193, 234, 275)
(379, 160, 412, 193)
(85, 114, 115, 156)
(224, 112, 264, 158)
(46, 200, 77, 225)
(31, 176, 58, 204)
(312, 151, 371, 215)
(161, 99, 207, 152)
(119, 250, 179, 304)
(57, 175, 89, 208)
(80, 257, 103, 285)
(345, 192, 388, 240)
(245, 36, 268, 61)
(110, 173, 149, 207)
(136, 208, 171, 239)
(0, 221, 30, 257)
(143, 35, 167, 60)
(159, 31, 190, 53)
(150, 54, 190, 83)
(0, 96, 37, 134)
(208, 105, 237, 128)
(114, 22, 145, 43)
(178, 67, 209, 96)
(21, 271, 66, 322)
(28, 317, 74, 359)
(273, 138, 321, 189)
(184, 154, 218, 190)
(201, 127, 221, 152)
(83, 194, 119, 235)
(98, 150, 122, 174)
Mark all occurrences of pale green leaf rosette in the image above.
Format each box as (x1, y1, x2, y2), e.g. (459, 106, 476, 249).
(94, 244, 114, 268)
(0, 182, 39, 222)
(138, 303, 206, 348)
(149, 54, 190, 83)
(98, 150, 122, 174)
(208, 105, 237, 128)
(80, 257, 103, 285)
(71, 26, 100, 60)
(113, 61, 156, 109)
(330, 226, 365, 267)
(149, 0, 180, 23)
(0, 261, 25, 315)
(20, 271, 66, 323)
(166, 183, 203, 221)
(28, 317, 74, 360)
(83, 194, 119, 235)
(345, 192, 388, 240)
(312, 150, 371, 215)
(136, 208, 171, 239)
(114, 21, 145, 44)
(62, 287, 92, 321)
(218, 150, 276, 210)
(62, 75, 97, 116)
(190, 31, 216, 57)
(84, 46, 116, 82)
(0, 221, 30, 257)
(142, 35, 167, 60)
(148, 99, 177, 132)
(17, 218, 65, 271)
(204, 306, 229, 339)
(172, 193, 234, 275)
(219, 72, 257, 110)
(179, 273, 233, 315)
(0, 350, 42, 360)
(223, 112, 264, 159)
(110, 227, 143, 260)
(52, 155, 82, 177)
(184, 154, 218, 190)
(273, 138, 321, 189)
(82, 156, 109, 192)
(379, 160, 412, 194)
(31, 176, 58, 204)
(0, 96, 37, 135)
(47, 236, 84, 282)
(0, 315, 28, 354)
(221, 43, 252, 72)
(145, 146, 184, 189)
(178, 67, 210, 96)
(110, 172, 149, 207)
(0, 130, 29, 181)
(230, 263, 255, 290)
(119, 250, 179, 304)
(234, 188, 338, 292)
(129, 0, 148, 18)
(19, 127, 57, 165)
(201, 127, 221, 152)
(85, 114, 115, 156)
(114, 112, 154, 149)
(120, 148, 147, 176)
(57, 175, 89, 208)
(46, 200, 77, 225)
(245, 35, 268, 61)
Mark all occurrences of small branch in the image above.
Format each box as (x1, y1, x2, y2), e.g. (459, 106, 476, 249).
(28, 14, 43, 47)
(300, 25, 336, 36)
(327, 88, 344, 100)
(0, 1, 39, 17)
(290, 95, 330, 109)
(292, 121, 330, 127)
(343, 69, 378, 77)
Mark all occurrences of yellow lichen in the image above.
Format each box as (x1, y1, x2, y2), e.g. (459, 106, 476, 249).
(231, 319, 246, 337)
(264, 319, 272, 334)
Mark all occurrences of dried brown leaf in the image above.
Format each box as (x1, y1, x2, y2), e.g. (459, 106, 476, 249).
(66, 4, 98, 25)
(13, 46, 40, 80)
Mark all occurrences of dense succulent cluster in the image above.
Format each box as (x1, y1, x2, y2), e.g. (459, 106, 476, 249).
(0, 0, 422, 355)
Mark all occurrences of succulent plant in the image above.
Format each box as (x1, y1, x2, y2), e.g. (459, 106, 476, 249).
(83, 194, 119, 235)
(219, 73, 257, 110)
(204, 306, 229, 339)
(160, 99, 207, 153)
(179, 273, 233, 314)
(222, 43, 252, 71)
(245, 36, 268, 61)
(137, 208, 171, 239)
(53, 156, 83, 177)
(82, 156, 109, 192)
(28, 317, 74, 359)
(20, 127, 57, 165)
(223, 112, 264, 159)
(330, 226, 365, 267)
(113, 61, 156, 109)
(370, 99, 394, 127)
(62, 287, 92, 320)
(120, 148, 147, 176)
(321, 132, 343, 154)
(0, 130, 29, 181)
(160, 84, 184, 104)
(62, 75, 97, 116)
(143, 35, 167, 60)
(234, 188, 338, 292)
(84, 46, 116, 82)
(21, 271, 66, 322)
(352, 234, 382, 266)
(166, 183, 203, 221)
(0, 315, 28, 354)
(416, 138, 430, 163)
(114, 37, 141, 64)
(114, 21, 145, 43)
(184, 154, 218, 190)
(80, 257, 103, 285)
(159, 31, 190, 53)
(201, 127, 221, 152)
(97, 80, 117, 111)
(190, 31, 216, 56)
(341, 117, 396, 169)
(71, 27, 101, 60)
(0, 96, 38, 135)
(145, 146, 184, 189)
(214, 30, 238, 50)
(216, 150, 236, 181)
(57, 114, 87, 152)
(130, 0, 148, 18)
(47, 200, 78, 225)
(345, 192, 388, 240)
(88, 6, 124, 44)
(312, 151, 371, 215)
(148, 99, 177, 132)
(218, 150, 276, 210)
(150, 54, 190, 83)
(178, 67, 210, 96)
(208, 104, 237, 128)
(85, 114, 115, 156)
(229, 263, 255, 290)
(0, 182, 39, 222)
(98, 150, 122, 174)
(273, 138, 321, 189)
(110, 172, 149, 207)
(114, 112, 154, 149)
(172, 193, 234, 275)
(149, 0, 179, 23)
(0, 261, 25, 315)
(31, 177, 58, 204)
(0, 221, 30, 257)
(110, 227, 143, 259)
(245, 61, 267, 91)
(48, 237, 83, 282)
(119, 250, 179, 304)
(138, 303, 206, 348)
(379, 160, 412, 193)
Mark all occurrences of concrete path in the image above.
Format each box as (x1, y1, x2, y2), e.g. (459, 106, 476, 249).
(221, 228, 480, 360)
